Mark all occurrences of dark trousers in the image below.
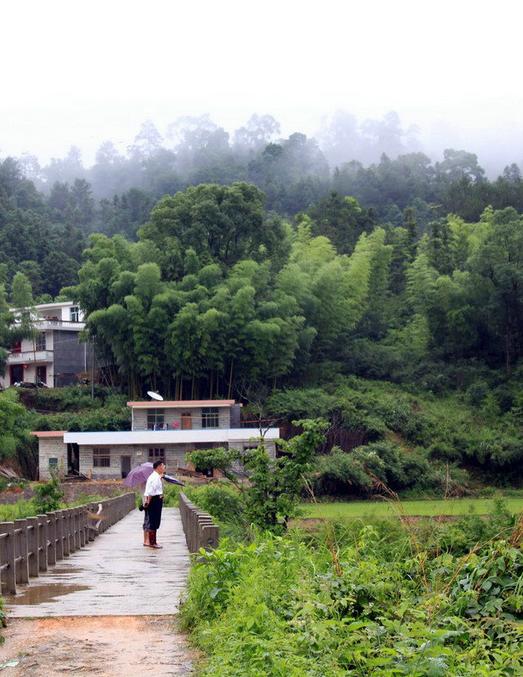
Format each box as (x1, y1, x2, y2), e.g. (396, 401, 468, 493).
(143, 495, 163, 531)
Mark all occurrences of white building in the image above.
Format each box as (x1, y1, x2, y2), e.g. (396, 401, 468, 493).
(0, 301, 88, 389)
(34, 399, 279, 479)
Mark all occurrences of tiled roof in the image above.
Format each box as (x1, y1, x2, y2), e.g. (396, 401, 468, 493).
(127, 400, 237, 408)
(31, 431, 66, 438)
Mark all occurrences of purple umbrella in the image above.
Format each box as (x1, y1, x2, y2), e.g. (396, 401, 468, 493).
(123, 462, 184, 488)
(123, 462, 153, 488)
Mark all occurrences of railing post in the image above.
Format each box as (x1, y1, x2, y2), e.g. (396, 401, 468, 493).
(37, 514, 48, 572)
(0, 523, 16, 595)
(72, 508, 79, 551)
(63, 510, 71, 556)
(26, 517, 39, 578)
(178, 493, 219, 554)
(14, 519, 29, 585)
(55, 510, 64, 560)
(48, 512, 58, 565)
(202, 524, 220, 550)
(88, 503, 98, 541)
(79, 508, 87, 547)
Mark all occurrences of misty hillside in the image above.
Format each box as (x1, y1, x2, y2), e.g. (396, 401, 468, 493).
(1, 111, 523, 300)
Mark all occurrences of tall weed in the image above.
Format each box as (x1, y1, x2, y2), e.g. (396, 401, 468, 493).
(181, 505, 523, 676)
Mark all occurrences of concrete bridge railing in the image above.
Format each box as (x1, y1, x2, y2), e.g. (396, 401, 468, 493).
(179, 492, 219, 553)
(0, 492, 135, 595)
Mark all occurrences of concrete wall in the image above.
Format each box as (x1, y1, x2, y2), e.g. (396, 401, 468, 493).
(38, 438, 67, 479)
(132, 406, 231, 431)
(229, 439, 276, 458)
(78, 444, 199, 479)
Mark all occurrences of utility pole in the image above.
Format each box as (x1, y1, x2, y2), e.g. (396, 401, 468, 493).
(91, 339, 95, 399)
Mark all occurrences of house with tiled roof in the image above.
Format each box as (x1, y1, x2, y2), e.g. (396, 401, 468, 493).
(33, 399, 279, 479)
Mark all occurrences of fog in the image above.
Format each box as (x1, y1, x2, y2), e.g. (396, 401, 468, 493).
(2, 0, 522, 176)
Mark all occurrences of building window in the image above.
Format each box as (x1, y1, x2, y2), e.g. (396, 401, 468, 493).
(147, 409, 165, 430)
(202, 407, 219, 428)
(70, 306, 80, 322)
(48, 457, 58, 470)
(93, 448, 111, 468)
(35, 332, 46, 351)
(148, 448, 165, 460)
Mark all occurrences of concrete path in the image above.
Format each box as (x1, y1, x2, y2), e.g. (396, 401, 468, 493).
(4, 507, 190, 617)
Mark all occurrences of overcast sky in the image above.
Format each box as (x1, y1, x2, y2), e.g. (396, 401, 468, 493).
(2, 0, 522, 169)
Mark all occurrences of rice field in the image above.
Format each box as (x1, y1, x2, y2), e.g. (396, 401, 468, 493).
(301, 494, 523, 520)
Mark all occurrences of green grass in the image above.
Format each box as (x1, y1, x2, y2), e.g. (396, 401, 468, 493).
(0, 494, 109, 522)
(0, 499, 40, 521)
(301, 494, 523, 520)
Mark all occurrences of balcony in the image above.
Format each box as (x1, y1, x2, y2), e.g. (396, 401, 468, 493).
(8, 350, 54, 364)
(132, 424, 221, 432)
(30, 319, 85, 332)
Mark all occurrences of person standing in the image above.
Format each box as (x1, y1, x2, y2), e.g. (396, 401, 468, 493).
(143, 460, 165, 548)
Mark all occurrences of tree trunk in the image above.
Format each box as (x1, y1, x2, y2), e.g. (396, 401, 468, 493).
(227, 360, 234, 399)
(505, 330, 511, 375)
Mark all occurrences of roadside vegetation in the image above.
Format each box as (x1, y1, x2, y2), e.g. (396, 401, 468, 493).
(163, 421, 523, 676)
(179, 471, 522, 675)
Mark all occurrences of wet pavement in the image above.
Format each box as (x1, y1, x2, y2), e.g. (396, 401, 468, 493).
(5, 507, 190, 617)
(0, 616, 197, 675)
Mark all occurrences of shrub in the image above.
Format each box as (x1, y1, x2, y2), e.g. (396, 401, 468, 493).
(33, 474, 64, 513)
(313, 447, 373, 496)
(186, 483, 244, 524)
(187, 419, 328, 533)
(466, 379, 490, 407)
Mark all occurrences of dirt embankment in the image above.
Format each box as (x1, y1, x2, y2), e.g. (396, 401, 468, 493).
(0, 616, 196, 676)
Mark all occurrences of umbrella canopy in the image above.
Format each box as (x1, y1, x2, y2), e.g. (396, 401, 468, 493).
(123, 462, 185, 487)
(164, 474, 184, 486)
(123, 462, 154, 488)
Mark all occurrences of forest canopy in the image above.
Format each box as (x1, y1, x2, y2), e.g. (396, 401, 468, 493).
(0, 112, 522, 490)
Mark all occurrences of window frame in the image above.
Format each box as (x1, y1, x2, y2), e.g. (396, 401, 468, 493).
(70, 306, 80, 322)
(147, 409, 165, 430)
(148, 448, 165, 460)
(35, 332, 47, 351)
(201, 407, 219, 429)
(93, 447, 111, 468)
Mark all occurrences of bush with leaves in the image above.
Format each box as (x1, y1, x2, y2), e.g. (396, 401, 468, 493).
(33, 473, 65, 513)
(311, 442, 463, 497)
(186, 419, 327, 533)
(0, 389, 31, 461)
(186, 483, 244, 525)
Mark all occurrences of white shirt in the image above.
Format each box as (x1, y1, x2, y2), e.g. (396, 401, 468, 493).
(144, 471, 163, 498)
